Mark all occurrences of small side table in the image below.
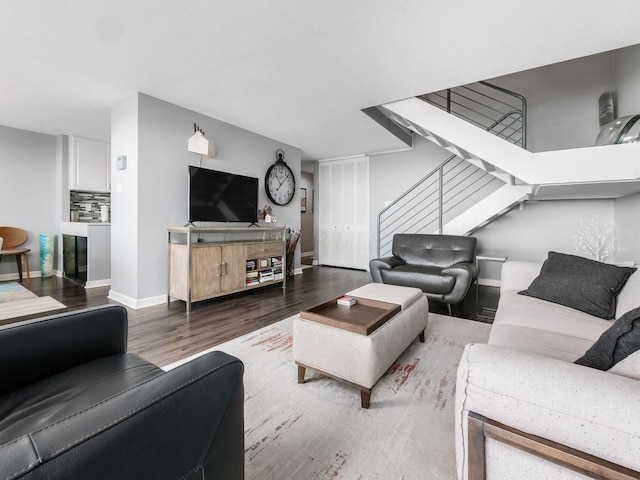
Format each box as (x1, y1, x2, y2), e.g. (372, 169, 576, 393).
(475, 255, 507, 320)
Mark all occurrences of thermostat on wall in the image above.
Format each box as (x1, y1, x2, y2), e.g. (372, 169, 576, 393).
(116, 155, 127, 170)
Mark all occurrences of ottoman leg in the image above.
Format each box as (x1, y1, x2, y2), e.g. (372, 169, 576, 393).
(419, 329, 425, 343)
(361, 388, 371, 409)
(298, 365, 306, 384)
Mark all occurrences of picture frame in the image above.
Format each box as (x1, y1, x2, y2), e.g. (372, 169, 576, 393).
(300, 187, 307, 213)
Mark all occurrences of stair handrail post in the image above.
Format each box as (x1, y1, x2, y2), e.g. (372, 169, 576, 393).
(446, 89, 452, 114)
(438, 164, 444, 234)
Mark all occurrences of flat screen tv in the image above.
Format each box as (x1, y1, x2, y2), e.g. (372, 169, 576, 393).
(188, 166, 258, 224)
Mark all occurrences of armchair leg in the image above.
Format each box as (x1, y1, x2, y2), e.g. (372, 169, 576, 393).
(447, 304, 452, 316)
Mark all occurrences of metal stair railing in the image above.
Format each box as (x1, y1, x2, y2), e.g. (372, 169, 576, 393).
(377, 82, 526, 257)
(417, 80, 527, 148)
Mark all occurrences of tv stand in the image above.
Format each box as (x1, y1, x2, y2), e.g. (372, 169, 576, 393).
(167, 226, 286, 313)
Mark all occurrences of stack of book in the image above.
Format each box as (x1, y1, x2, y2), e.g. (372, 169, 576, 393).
(272, 256, 284, 280)
(246, 271, 259, 286)
(337, 296, 357, 307)
(259, 270, 274, 283)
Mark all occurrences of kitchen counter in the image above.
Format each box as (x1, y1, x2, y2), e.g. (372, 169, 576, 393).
(61, 221, 111, 237)
(60, 222, 111, 288)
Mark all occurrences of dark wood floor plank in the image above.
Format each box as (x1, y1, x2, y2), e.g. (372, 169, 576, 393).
(5, 266, 495, 367)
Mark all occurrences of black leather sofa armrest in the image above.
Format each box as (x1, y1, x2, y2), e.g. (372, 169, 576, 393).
(442, 262, 477, 281)
(369, 256, 405, 283)
(0, 351, 245, 480)
(441, 262, 477, 304)
(0, 305, 128, 396)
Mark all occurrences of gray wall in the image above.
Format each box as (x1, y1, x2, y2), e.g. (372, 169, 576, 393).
(110, 93, 302, 305)
(367, 136, 452, 259)
(489, 51, 615, 152)
(0, 125, 57, 279)
(612, 44, 640, 264)
(300, 171, 314, 254)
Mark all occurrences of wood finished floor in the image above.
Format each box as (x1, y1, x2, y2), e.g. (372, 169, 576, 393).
(8, 266, 496, 367)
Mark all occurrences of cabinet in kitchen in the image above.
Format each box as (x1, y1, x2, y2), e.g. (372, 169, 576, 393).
(69, 137, 111, 192)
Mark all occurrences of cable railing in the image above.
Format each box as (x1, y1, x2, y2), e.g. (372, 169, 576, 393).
(377, 82, 526, 257)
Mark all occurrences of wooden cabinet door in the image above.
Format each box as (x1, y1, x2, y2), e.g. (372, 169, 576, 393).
(221, 244, 246, 292)
(191, 245, 222, 299)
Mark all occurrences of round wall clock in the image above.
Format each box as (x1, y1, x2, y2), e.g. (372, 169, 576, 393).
(265, 149, 295, 206)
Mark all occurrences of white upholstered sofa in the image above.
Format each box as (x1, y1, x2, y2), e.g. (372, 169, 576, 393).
(455, 260, 640, 480)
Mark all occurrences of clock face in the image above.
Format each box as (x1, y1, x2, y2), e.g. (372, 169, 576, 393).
(265, 162, 295, 206)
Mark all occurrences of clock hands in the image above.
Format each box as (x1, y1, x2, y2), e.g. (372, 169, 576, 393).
(277, 172, 291, 192)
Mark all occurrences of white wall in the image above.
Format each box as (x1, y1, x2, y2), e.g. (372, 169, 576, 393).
(110, 93, 140, 302)
(0, 125, 57, 279)
(110, 93, 302, 306)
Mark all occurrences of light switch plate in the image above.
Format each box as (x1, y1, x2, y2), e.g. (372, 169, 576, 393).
(116, 155, 127, 170)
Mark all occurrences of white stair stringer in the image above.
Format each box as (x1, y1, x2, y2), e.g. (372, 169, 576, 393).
(382, 98, 640, 187)
(440, 184, 532, 236)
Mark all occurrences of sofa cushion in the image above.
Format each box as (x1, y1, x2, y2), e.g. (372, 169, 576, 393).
(380, 265, 455, 294)
(616, 269, 640, 318)
(346, 283, 423, 309)
(391, 234, 476, 268)
(518, 251, 636, 319)
(608, 350, 640, 380)
(493, 289, 610, 343)
(575, 307, 640, 370)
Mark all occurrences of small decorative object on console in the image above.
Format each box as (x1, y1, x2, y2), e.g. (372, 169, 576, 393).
(337, 296, 356, 307)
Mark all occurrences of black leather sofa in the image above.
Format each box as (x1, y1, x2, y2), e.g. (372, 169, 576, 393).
(0, 305, 244, 480)
(370, 233, 477, 314)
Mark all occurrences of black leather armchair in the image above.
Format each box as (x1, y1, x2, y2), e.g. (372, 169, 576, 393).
(370, 234, 477, 314)
(0, 305, 244, 480)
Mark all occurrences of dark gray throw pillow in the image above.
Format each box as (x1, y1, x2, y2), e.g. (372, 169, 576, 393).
(518, 251, 636, 319)
(575, 306, 640, 370)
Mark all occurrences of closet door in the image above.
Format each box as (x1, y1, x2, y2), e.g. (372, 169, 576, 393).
(318, 160, 343, 267)
(318, 157, 369, 269)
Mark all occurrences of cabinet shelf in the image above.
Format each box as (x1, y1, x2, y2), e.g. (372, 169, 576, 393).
(167, 226, 286, 313)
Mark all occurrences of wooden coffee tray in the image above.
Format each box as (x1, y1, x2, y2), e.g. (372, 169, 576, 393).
(300, 296, 401, 335)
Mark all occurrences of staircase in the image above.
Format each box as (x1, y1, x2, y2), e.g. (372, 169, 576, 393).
(376, 82, 532, 257)
(374, 82, 640, 257)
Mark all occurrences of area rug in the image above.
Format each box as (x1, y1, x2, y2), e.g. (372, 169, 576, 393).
(0, 282, 37, 303)
(0, 282, 67, 324)
(165, 313, 491, 479)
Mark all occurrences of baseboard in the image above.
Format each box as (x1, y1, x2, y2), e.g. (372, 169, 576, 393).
(294, 267, 303, 276)
(0, 269, 63, 282)
(312, 260, 319, 266)
(478, 278, 501, 287)
(107, 290, 167, 309)
(85, 279, 111, 289)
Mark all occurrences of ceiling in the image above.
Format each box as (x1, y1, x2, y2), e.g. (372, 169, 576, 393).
(2, 1, 640, 160)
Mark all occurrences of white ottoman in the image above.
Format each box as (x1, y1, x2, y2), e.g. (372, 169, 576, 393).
(293, 283, 429, 408)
